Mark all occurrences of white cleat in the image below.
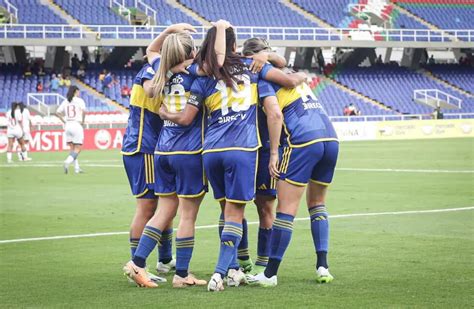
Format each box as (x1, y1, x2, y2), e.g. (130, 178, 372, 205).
(63, 162, 69, 174)
(156, 258, 176, 274)
(207, 273, 225, 292)
(75, 169, 84, 174)
(246, 272, 277, 287)
(227, 268, 247, 287)
(316, 266, 334, 283)
(23, 157, 32, 161)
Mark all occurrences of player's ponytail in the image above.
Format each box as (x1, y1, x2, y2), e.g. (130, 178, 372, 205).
(10, 102, 17, 119)
(66, 85, 79, 103)
(151, 32, 194, 97)
(242, 37, 271, 56)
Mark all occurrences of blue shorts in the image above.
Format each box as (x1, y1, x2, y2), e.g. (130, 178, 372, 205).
(256, 147, 280, 197)
(203, 150, 258, 203)
(279, 141, 339, 187)
(154, 153, 207, 198)
(123, 153, 157, 199)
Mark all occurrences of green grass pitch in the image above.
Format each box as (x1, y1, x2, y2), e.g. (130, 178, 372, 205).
(1, 138, 473, 308)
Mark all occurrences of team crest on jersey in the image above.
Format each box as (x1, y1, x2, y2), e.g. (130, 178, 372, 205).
(146, 67, 156, 75)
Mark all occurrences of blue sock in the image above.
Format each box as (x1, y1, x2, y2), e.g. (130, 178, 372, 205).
(255, 228, 272, 267)
(158, 228, 173, 264)
(309, 205, 329, 268)
(133, 226, 162, 268)
(175, 236, 194, 278)
(214, 222, 243, 277)
(264, 213, 294, 278)
(218, 213, 224, 237)
(130, 237, 139, 258)
(237, 218, 250, 260)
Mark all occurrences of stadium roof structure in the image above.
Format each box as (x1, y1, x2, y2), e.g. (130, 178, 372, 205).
(1, 24, 473, 48)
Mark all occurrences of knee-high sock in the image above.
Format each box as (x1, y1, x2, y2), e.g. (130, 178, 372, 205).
(237, 218, 249, 260)
(133, 226, 162, 268)
(255, 227, 272, 267)
(308, 205, 329, 268)
(175, 236, 194, 278)
(158, 228, 173, 264)
(130, 237, 139, 258)
(218, 213, 224, 237)
(214, 222, 242, 278)
(264, 212, 294, 278)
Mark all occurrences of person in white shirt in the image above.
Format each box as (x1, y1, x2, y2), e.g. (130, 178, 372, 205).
(56, 85, 86, 174)
(19, 102, 33, 161)
(6, 102, 28, 163)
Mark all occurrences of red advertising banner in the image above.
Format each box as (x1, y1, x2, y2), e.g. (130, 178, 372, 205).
(0, 128, 125, 153)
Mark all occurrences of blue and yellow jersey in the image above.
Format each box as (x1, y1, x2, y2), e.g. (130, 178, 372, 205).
(121, 60, 163, 155)
(258, 80, 338, 148)
(187, 58, 273, 154)
(155, 65, 205, 155)
(257, 104, 270, 150)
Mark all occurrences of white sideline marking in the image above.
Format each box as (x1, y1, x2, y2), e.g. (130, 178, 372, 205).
(0, 206, 472, 245)
(1, 163, 473, 174)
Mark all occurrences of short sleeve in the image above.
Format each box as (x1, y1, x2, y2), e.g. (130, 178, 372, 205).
(187, 63, 199, 76)
(150, 56, 161, 72)
(259, 63, 274, 79)
(258, 80, 276, 100)
(187, 77, 206, 109)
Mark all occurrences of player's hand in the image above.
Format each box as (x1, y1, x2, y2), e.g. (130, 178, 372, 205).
(170, 59, 194, 74)
(158, 104, 169, 120)
(167, 23, 196, 33)
(269, 152, 280, 179)
(249, 51, 269, 73)
(211, 19, 232, 29)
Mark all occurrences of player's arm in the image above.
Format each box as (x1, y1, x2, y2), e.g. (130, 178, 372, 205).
(146, 23, 196, 65)
(263, 95, 282, 178)
(249, 51, 287, 73)
(265, 68, 307, 88)
(55, 103, 66, 124)
(159, 103, 199, 126)
(212, 20, 232, 67)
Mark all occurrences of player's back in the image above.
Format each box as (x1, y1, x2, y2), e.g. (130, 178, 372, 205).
(57, 97, 85, 123)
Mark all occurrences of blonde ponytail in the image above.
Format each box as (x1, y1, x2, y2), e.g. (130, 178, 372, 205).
(151, 32, 194, 97)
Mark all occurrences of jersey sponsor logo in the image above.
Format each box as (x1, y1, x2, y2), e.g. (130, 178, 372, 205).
(94, 129, 112, 150)
(218, 112, 247, 124)
(163, 120, 179, 127)
(302, 102, 323, 110)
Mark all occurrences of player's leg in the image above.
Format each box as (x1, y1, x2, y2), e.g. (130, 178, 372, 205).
(16, 137, 27, 161)
(6, 137, 14, 163)
(73, 144, 83, 173)
(21, 131, 31, 161)
(253, 194, 275, 274)
(129, 197, 157, 257)
(307, 141, 339, 283)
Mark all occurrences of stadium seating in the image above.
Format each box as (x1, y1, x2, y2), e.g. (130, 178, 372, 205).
(178, 0, 317, 27)
(7, 0, 66, 24)
(333, 64, 474, 115)
(138, 0, 201, 25)
(0, 72, 117, 113)
(424, 64, 474, 94)
(53, 0, 128, 25)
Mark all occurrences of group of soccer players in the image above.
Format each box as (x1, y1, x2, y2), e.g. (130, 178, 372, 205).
(121, 21, 339, 292)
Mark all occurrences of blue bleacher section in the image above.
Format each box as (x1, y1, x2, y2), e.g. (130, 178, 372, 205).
(425, 64, 474, 94)
(139, 0, 201, 25)
(54, 0, 128, 25)
(293, 0, 355, 27)
(7, 0, 66, 24)
(333, 64, 474, 115)
(400, 3, 474, 29)
(391, 9, 428, 29)
(179, 0, 317, 27)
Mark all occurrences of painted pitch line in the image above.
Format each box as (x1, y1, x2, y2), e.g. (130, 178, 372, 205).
(0, 206, 472, 245)
(1, 163, 473, 174)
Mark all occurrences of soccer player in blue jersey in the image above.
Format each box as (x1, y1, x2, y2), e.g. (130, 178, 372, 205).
(247, 78, 339, 287)
(121, 24, 194, 287)
(159, 25, 307, 292)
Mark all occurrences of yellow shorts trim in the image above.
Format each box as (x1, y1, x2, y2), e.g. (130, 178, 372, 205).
(202, 146, 260, 154)
(177, 190, 206, 199)
(309, 179, 331, 186)
(154, 191, 177, 197)
(134, 188, 150, 198)
(289, 138, 339, 148)
(155, 149, 203, 155)
(121, 150, 140, 156)
(225, 198, 253, 204)
(284, 178, 308, 187)
(216, 197, 226, 202)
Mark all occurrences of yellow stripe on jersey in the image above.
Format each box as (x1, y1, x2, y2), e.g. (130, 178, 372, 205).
(162, 91, 190, 113)
(130, 84, 162, 114)
(275, 85, 304, 110)
(205, 84, 258, 113)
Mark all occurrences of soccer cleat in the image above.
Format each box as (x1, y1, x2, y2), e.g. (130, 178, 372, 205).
(227, 268, 247, 287)
(238, 258, 253, 273)
(316, 266, 334, 283)
(123, 261, 158, 288)
(251, 265, 266, 275)
(75, 169, 84, 174)
(63, 162, 69, 174)
(147, 270, 167, 283)
(207, 273, 224, 292)
(23, 157, 32, 161)
(156, 258, 176, 274)
(246, 272, 277, 287)
(172, 273, 207, 288)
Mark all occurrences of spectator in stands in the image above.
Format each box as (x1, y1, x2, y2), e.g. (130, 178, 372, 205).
(81, 52, 89, 67)
(343, 105, 350, 116)
(71, 54, 80, 71)
(24, 65, 32, 78)
(348, 103, 360, 116)
(51, 74, 60, 92)
(36, 81, 43, 92)
(432, 107, 443, 120)
(58, 74, 66, 88)
(428, 55, 435, 65)
(376, 55, 383, 65)
(121, 84, 131, 98)
(64, 76, 72, 88)
(102, 71, 113, 97)
(77, 65, 85, 80)
(95, 50, 101, 65)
